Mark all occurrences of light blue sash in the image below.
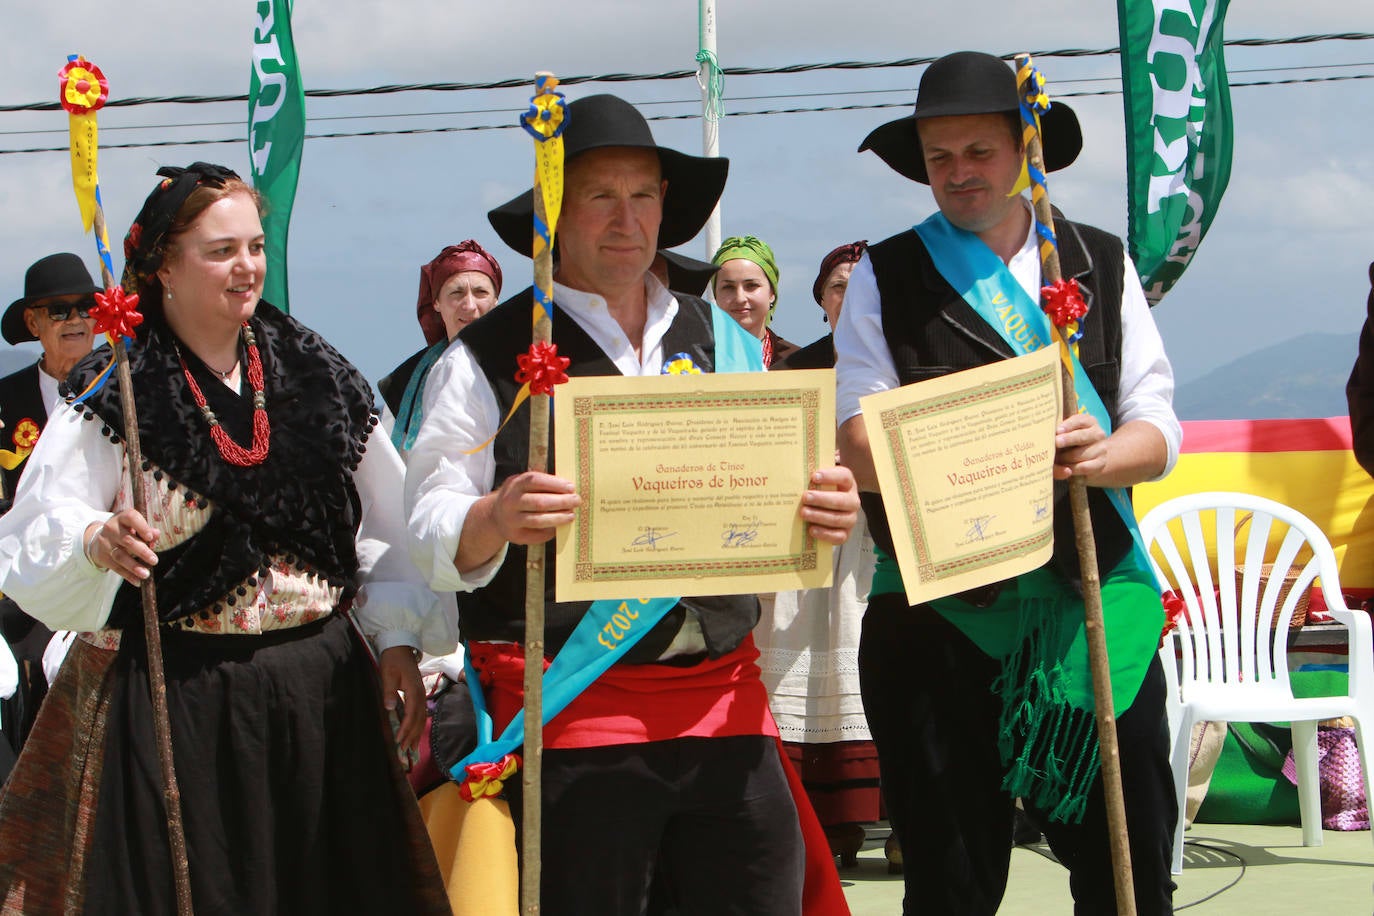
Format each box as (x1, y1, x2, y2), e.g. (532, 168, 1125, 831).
(390, 339, 449, 452)
(912, 212, 1145, 553)
(449, 300, 763, 779)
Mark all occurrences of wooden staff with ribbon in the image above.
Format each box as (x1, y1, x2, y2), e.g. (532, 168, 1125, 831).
(59, 55, 195, 916)
(1014, 53, 1137, 916)
(516, 72, 569, 915)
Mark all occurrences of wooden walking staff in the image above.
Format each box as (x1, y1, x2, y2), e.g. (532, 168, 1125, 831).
(1014, 53, 1137, 916)
(517, 72, 569, 915)
(59, 55, 195, 916)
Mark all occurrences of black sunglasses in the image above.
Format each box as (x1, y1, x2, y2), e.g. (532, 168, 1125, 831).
(32, 301, 94, 321)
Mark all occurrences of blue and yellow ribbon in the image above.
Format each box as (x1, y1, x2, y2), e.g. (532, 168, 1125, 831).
(1013, 54, 1084, 378)
(464, 77, 569, 457)
(522, 74, 567, 277)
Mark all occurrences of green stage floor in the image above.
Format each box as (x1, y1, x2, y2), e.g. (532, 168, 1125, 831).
(840, 823, 1373, 914)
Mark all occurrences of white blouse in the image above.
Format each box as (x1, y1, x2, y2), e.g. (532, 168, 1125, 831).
(0, 398, 457, 657)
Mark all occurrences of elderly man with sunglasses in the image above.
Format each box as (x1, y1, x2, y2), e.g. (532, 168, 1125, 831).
(0, 252, 99, 777)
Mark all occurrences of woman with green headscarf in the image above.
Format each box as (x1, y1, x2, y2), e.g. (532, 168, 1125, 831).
(711, 235, 798, 368)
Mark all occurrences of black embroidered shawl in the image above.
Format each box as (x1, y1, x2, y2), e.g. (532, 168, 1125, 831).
(66, 303, 378, 629)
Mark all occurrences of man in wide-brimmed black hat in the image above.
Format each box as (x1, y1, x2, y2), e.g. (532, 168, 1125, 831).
(835, 52, 1181, 913)
(0, 251, 99, 779)
(405, 93, 859, 912)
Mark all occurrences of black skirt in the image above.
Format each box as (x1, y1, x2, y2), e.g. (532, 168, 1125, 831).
(0, 614, 451, 916)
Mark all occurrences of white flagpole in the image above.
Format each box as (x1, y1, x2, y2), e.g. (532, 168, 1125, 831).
(698, 0, 722, 257)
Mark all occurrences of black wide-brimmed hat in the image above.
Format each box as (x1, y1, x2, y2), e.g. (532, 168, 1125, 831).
(859, 51, 1082, 185)
(4, 252, 101, 345)
(488, 93, 729, 257)
(658, 248, 720, 297)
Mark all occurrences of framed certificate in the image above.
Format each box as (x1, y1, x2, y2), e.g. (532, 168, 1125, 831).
(554, 370, 836, 600)
(860, 347, 1063, 606)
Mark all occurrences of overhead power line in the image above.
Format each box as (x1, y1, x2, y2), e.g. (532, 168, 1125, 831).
(3, 69, 1370, 157)
(1, 32, 1370, 114)
(7, 60, 1372, 141)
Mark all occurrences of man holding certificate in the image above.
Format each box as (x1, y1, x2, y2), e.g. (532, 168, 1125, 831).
(405, 93, 858, 914)
(835, 52, 1182, 914)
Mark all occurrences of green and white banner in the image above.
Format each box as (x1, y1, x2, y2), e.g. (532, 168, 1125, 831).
(248, 0, 306, 313)
(1117, 0, 1234, 305)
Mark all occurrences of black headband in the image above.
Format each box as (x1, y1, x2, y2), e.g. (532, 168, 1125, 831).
(121, 162, 241, 298)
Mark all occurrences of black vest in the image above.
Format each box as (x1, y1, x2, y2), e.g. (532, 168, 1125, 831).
(456, 289, 758, 663)
(0, 363, 46, 506)
(862, 218, 1132, 588)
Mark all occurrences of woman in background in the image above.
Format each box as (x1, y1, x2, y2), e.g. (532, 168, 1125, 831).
(710, 235, 797, 368)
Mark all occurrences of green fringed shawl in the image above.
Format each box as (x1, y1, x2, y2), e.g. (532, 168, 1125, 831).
(870, 551, 1162, 823)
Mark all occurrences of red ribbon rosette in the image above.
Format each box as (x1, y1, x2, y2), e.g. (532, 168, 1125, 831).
(90, 285, 144, 341)
(458, 753, 522, 802)
(1041, 278, 1088, 328)
(516, 341, 571, 395)
(58, 56, 109, 115)
(1158, 589, 1188, 648)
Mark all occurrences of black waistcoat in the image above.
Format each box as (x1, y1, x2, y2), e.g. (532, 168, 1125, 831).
(457, 288, 759, 662)
(861, 218, 1132, 588)
(0, 364, 47, 505)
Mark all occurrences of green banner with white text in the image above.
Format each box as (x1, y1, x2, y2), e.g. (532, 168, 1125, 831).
(248, 0, 305, 313)
(1117, 0, 1234, 305)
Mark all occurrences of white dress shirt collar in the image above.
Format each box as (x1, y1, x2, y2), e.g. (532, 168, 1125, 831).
(551, 272, 679, 377)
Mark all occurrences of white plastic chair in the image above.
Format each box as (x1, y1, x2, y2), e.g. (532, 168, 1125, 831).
(1139, 491, 1374, 874)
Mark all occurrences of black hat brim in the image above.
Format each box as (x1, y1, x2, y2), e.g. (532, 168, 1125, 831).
(657, 248, 719, 298)
(858, 104, 1082, 185)
(488, 151, 728, 258)
(4, 262, 101, 345)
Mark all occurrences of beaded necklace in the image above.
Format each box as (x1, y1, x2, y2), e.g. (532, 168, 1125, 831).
(175, 321, 270, 466)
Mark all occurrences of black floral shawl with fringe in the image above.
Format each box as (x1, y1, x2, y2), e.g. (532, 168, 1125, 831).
(65, 302, 379, 630)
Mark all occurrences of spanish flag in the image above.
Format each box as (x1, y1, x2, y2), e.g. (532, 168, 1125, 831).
(1135, 417, 1374, 596)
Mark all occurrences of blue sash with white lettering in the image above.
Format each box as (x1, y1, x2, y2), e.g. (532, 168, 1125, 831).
(913, 212, 1144, 552)
(450, 303, 764, 779)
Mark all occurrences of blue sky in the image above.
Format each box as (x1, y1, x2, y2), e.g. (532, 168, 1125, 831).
(2, 1, 1371, 395)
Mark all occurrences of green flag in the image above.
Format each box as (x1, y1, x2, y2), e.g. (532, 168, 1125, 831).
(1117, 0, 1234, 305)
(248, 0, 305, 313)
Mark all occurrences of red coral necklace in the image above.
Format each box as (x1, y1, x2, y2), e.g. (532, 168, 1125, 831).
(176, 322, 271, 467)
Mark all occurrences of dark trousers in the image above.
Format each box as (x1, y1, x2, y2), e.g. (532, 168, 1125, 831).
(859, 594, 1177, 915)
(505, 734, 804, 916)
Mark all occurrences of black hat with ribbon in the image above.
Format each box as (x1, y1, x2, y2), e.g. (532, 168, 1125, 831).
(488, 94, 729, 257)
(4, 252, 101, 345)
(859, 51, 1082, 185)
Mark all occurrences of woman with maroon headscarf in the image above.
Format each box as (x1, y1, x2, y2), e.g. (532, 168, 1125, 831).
(379, 241, 503, 456)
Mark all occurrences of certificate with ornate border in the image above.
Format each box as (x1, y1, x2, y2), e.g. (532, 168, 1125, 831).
(860, 347, 1062, 606)
(554, 370, 836, 601)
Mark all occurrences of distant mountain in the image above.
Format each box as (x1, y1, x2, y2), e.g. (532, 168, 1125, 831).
(1174, 333, 1353, 421)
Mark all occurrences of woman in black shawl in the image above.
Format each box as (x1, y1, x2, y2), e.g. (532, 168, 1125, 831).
(0, 163, 455, 915)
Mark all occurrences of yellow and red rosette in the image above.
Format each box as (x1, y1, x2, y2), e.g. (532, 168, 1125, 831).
(60, 55, 109, 233)
(0, 419, 42, 471)
(58, 56, 109, 114)
(12, 419, 40, 450)
(90, 285, 143, 342)
(458, 753, 522, 802)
